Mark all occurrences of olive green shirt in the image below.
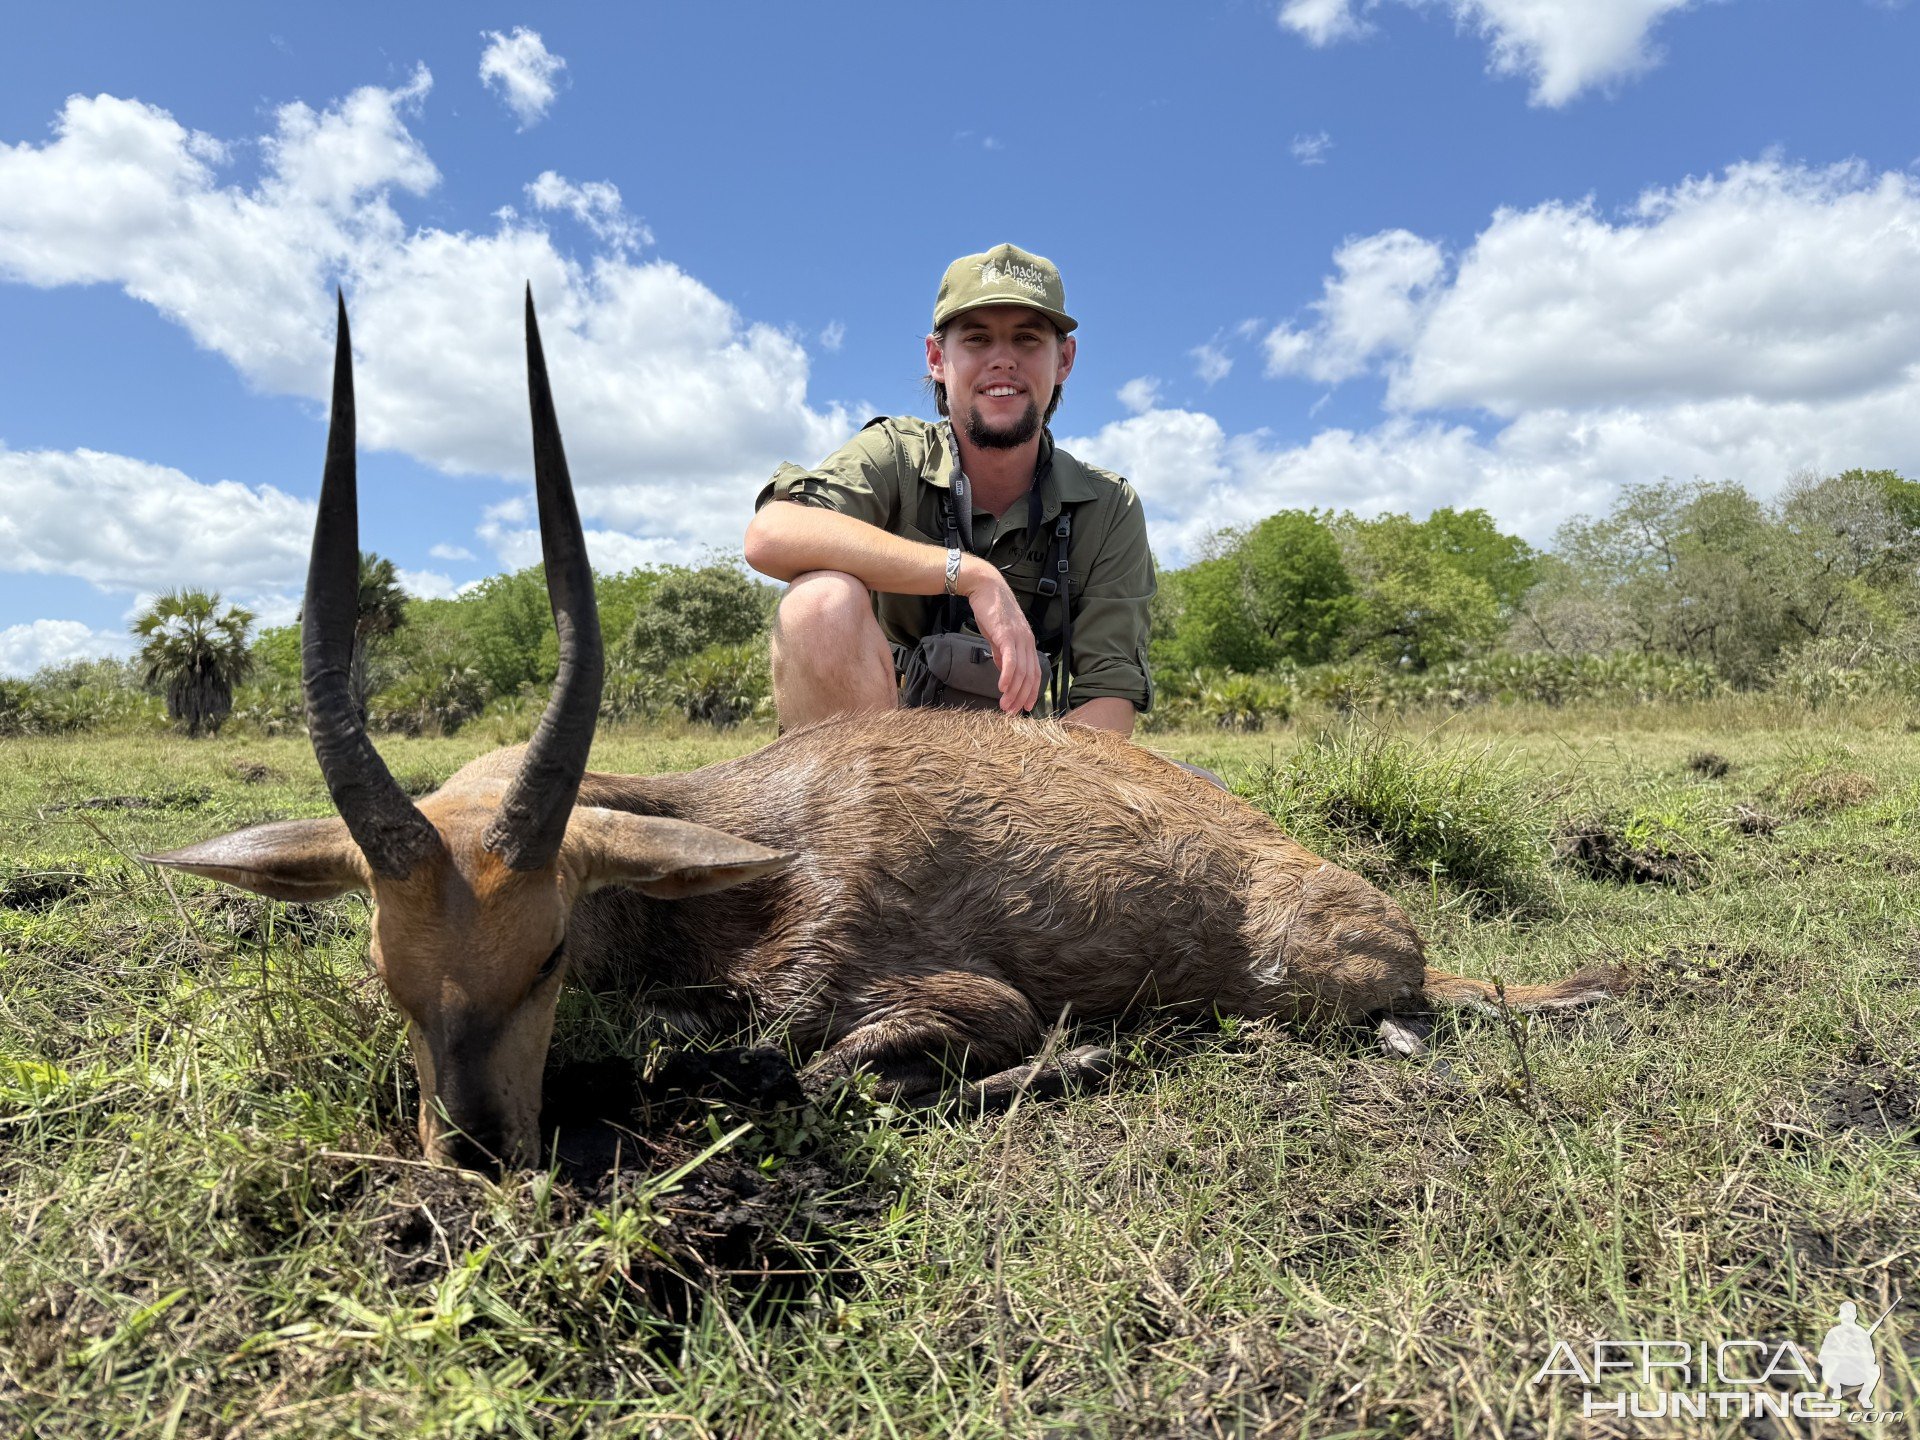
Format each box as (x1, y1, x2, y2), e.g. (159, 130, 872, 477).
(756, 416, 1156, 712)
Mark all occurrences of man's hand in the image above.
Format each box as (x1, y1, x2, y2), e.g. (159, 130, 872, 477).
(958, 557, 1042, 713)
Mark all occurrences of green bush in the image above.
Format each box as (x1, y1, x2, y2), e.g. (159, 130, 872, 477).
(629, 565, 776, 670)
(227, 676, 306, 737)
(1241, 727, 1552, 908)
(369, 665, 489, 738)
(664, 640, 771, 727)
(1146, 668, 1294, 732)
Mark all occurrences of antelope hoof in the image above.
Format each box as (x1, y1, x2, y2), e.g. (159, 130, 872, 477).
(1377, 1014, 1433, 1060)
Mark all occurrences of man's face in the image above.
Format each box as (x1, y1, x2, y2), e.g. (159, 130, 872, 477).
(927, 305, 1076, 451)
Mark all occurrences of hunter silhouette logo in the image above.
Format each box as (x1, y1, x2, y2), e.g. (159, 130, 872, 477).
(1818, 1301, 1892, 1407)
(1531, 1297, 1904, 1422)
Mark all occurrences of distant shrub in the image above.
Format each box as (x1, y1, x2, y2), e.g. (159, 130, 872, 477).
(1766, 637, 1920, 707)
(369, 665, 489, 737)
(1240, 727, 1552, 909)
(0, 677, 161, 735)
(1294, 660, 1394, 711)
(230, 676, 307, 737)
(0, 680, 34, 737)
(665, 640, 771, 727)
(1145, 668, 1295, 732)
(629, 566, 775, 670)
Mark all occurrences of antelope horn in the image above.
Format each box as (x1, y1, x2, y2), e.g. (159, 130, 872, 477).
(482, 288, 604, 871)
(302, 292, 441, 879)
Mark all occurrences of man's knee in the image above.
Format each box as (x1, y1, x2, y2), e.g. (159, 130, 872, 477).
(775, 570, 877, 643)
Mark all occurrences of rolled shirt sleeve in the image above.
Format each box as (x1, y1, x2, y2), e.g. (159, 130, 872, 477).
(1065, 479, 1156, 713)
(753, 422, 901, 529)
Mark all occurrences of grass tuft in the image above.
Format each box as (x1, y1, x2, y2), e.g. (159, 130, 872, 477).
(1238, 724, 1553, 910)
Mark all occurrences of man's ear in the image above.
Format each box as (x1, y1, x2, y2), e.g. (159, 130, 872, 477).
(143, 818, 369, 901)
(564, 807, 795, 900)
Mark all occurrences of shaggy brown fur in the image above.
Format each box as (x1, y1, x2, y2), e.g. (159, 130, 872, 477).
(542, 709, 1614, 1099)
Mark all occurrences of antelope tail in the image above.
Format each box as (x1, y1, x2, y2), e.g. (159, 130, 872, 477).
(1420, 963, 1624, 1014)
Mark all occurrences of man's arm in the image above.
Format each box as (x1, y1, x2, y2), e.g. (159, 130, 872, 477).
(1063, 696, 1135, 735)
(745, 503, 945, 590)
(744, 502, 1046, 714)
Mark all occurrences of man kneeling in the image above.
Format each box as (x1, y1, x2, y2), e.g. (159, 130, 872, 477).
(744, 244, 1155, 735)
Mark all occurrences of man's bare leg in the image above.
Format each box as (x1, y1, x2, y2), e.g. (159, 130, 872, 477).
(771, 570, 900, 728)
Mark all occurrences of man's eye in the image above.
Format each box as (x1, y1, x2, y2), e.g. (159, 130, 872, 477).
(536, 944, 564, 980)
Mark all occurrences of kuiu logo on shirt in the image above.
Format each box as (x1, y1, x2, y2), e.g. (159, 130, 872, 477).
(978, 260, 1050, 297)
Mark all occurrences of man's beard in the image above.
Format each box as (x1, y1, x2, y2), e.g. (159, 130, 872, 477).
(965, 396, 1042, 450)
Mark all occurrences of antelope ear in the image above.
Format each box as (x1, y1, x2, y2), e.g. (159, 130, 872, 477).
(143, 818, 369, 901)
(565, 807, 795, 900)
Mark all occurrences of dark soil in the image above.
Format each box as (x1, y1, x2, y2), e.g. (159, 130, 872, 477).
(1815, 1070, 1920, 1141)
(42, 788, 210, 814)
(194, 891, 356, 947)
(1638, 940, 1783, 1008)
(0, 870, 88, 911)
(546, 1047, 880, 1316)
(1686, 750, 1732, 778)
(1553, 816, 1694, 886)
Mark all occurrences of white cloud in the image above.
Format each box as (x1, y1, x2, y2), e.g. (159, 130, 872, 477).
(1291, 131, 1334, 166)
(819, 319, 846, 352)
(479, 27, 567, 129)
(1394, 159, 1920, 416)
(0, 446, 312, 610)
(1117, 377, 1162, 415)
(0, 73, 848, 578)
(395, 567, 459, 600)
(0, 619, 133, 678)
(1191, 344, 1233, 385)
(476, 510, 690, 573)
(525, 171, 649, 251)
(1267, 159, 1920, 420)
(1080, 158, 1920, 560)
(1278, 0, 1706, 107)
(1278, 0, 1373, 45)
(428, 542, 476, 562)
(1065, 410, 1233, 528)
(1264, 229, 1445, 384)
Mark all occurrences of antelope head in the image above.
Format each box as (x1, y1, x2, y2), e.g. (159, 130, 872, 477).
(145, 293, 792, 1171)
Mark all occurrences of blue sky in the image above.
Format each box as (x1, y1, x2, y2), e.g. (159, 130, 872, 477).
(3, 0, 1918, 673)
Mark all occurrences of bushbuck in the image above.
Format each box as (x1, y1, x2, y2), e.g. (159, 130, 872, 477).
(146, 294, 1614, 1171)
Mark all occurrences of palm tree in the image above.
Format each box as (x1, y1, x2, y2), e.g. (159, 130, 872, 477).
(132, 590, 256, 737)
(351, 552, 408, 721)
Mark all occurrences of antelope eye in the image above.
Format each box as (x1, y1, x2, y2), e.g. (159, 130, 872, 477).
(536, 944, 565, 981)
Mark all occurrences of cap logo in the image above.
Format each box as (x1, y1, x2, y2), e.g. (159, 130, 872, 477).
(977, 259, 1051, 298)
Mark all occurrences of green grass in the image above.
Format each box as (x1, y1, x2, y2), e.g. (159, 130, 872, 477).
(3, 703, 1919, 1437)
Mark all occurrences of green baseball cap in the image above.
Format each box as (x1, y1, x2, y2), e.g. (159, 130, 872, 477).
(932, 243, 1077, 334)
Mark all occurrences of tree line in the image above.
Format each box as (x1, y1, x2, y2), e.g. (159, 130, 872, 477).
(5, 467, 1917, 737)
(1147, 469, 1920, 714)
